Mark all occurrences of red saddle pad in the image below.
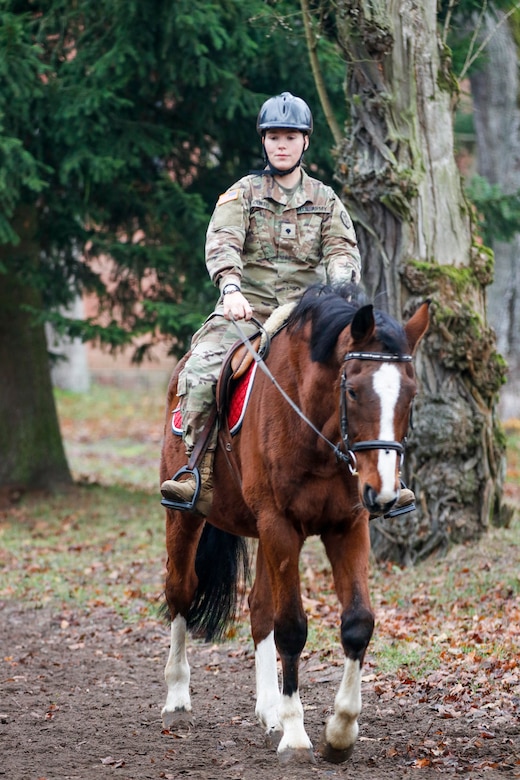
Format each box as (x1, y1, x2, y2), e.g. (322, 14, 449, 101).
(171, 362, 257, 437)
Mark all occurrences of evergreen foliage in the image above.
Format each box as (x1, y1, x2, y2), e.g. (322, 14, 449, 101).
(466, 175, 520, 244)
(0, 0, 347, 357)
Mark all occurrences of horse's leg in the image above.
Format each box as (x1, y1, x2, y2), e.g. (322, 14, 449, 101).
(162, 614, 193, 728)
(161, 511, 204, 730)
(319, 522, 375, 763)
(259, 524, 314, 763)
(248, 542, 282, 746)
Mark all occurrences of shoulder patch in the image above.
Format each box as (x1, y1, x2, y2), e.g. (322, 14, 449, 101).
(217, 189, 240, 206)
(340, 209, 352, 229)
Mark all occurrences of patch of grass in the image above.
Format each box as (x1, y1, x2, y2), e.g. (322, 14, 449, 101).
(63, 439, 162, 491)
(305, 619, 339, 656)
(0, 485, 166, 621)
(367, 512, 520, 687)
(55, 384, 165, 425)
(372, 641, 442, 677)
(55, 383, 165, 491)
(504, 419, 520, 486)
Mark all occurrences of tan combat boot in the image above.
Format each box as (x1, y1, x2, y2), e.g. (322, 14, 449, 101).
(395, 487, 415, 509)
(382, 485, 415, 518)
(161, 452, 214, 516)
(370, 484, 416, 520)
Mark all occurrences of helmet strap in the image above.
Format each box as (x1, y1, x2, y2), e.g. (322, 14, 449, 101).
(264, 154, 302, 177)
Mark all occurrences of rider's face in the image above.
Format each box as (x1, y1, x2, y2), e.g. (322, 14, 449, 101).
(263, 130, 308, 170)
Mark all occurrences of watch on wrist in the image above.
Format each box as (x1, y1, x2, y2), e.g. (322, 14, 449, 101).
(222, 283, 241, 296)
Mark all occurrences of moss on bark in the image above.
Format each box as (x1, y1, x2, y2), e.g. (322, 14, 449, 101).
(334, 0, 506, 562)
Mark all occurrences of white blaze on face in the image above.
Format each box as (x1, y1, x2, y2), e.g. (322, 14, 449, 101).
(372, 363, 401, 501)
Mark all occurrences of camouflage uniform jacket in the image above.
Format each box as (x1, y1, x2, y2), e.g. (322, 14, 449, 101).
(206, 170, 361, 319)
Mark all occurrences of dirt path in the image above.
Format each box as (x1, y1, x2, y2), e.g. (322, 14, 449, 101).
(2, 600, 517, 780)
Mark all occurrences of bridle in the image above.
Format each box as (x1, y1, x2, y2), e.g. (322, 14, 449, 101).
(230, 316, 414, 474)
(340, 351, 413, 474)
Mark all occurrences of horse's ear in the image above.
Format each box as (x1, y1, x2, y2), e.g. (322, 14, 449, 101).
(404, 300, 430, 354)
(351, 304, 376, 345)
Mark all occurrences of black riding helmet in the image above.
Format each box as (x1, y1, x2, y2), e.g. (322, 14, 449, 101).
(256, 92, 313, 177)
(256, 91, 313, 135)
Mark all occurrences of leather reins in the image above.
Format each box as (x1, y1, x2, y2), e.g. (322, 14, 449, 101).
(230, 318, 414, 473)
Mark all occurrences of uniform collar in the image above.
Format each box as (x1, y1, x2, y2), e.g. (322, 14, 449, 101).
(261, 169, 311, 207)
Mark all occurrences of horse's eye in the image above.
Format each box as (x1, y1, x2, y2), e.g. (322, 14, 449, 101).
(347, 387, 357, 400)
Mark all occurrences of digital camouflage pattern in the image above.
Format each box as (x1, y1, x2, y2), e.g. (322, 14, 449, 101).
(207, 169, 361, 318)
(176, 314, 260, 453)
(177, 170, 361, 452)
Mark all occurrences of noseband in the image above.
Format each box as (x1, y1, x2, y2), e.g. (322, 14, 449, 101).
(340, 351, 413, 474)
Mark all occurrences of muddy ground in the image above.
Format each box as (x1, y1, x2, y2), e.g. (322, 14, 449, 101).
(2, 600, 518, 780)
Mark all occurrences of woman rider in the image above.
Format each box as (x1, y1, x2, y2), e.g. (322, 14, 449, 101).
(160, 91, 414, 516)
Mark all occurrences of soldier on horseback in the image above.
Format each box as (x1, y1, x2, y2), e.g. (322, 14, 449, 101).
(160, 91, 413, 515)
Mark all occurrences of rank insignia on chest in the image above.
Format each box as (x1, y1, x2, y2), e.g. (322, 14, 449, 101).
(281, 223, 296, 239)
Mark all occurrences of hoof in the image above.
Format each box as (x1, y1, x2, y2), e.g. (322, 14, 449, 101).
(265, 727, 283, 750)
(161, 707, 194, 731)
(318, 734, 355, 764)
(278, 747, 316, 765)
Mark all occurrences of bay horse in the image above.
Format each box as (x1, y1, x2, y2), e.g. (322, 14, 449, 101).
(160, 284, 429, 764)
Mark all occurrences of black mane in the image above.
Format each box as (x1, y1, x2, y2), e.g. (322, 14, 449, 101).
(286, 284, 409, 362)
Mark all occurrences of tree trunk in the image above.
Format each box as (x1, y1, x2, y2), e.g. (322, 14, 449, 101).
(334, 0, 507, 562)
(47, 295, 91, 393)
(0, 206, 72, 493)
(469, 9, 520, 419)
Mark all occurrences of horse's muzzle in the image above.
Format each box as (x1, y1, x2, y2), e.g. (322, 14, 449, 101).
(362, 484, 397, 516)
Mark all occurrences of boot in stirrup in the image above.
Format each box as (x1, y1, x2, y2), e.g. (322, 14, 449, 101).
(383, 484, 416, 519)
(161, 452, 214, 516)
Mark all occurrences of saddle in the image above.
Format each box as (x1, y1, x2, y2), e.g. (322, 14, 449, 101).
(170, 333, 263, 439)
(169, 304, 296, 481)
(171, 303, 297, 448)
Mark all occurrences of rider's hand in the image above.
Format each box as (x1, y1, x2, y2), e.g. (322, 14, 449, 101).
(223, 291, 253, 321)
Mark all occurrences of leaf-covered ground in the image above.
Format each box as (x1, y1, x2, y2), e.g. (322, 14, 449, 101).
(0, 383, 518, 779)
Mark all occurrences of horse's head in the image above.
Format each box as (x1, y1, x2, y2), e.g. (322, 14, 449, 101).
(338, 301, 430, 516)
(286, 285, 430, 517)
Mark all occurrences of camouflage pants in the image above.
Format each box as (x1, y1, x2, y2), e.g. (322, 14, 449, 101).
(176, 310, 262, 453)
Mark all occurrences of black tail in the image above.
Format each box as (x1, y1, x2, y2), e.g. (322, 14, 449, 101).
(186, 524, 250, 642)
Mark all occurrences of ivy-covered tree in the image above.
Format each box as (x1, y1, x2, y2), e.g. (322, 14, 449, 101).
(332, 0, 508, 561)
(0, 0, 347, 490)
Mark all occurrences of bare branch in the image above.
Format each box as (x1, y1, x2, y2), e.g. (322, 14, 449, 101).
(442, 0, 457, 45)
(299, 0, 343, 146)
(459, 2, 520, 81)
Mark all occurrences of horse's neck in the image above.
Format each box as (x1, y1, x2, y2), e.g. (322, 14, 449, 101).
(274, 333, 339, 419)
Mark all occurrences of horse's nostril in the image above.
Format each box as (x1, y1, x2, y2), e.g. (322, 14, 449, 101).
(363, 485, 378, 508)
(363, 485, 397, 515)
